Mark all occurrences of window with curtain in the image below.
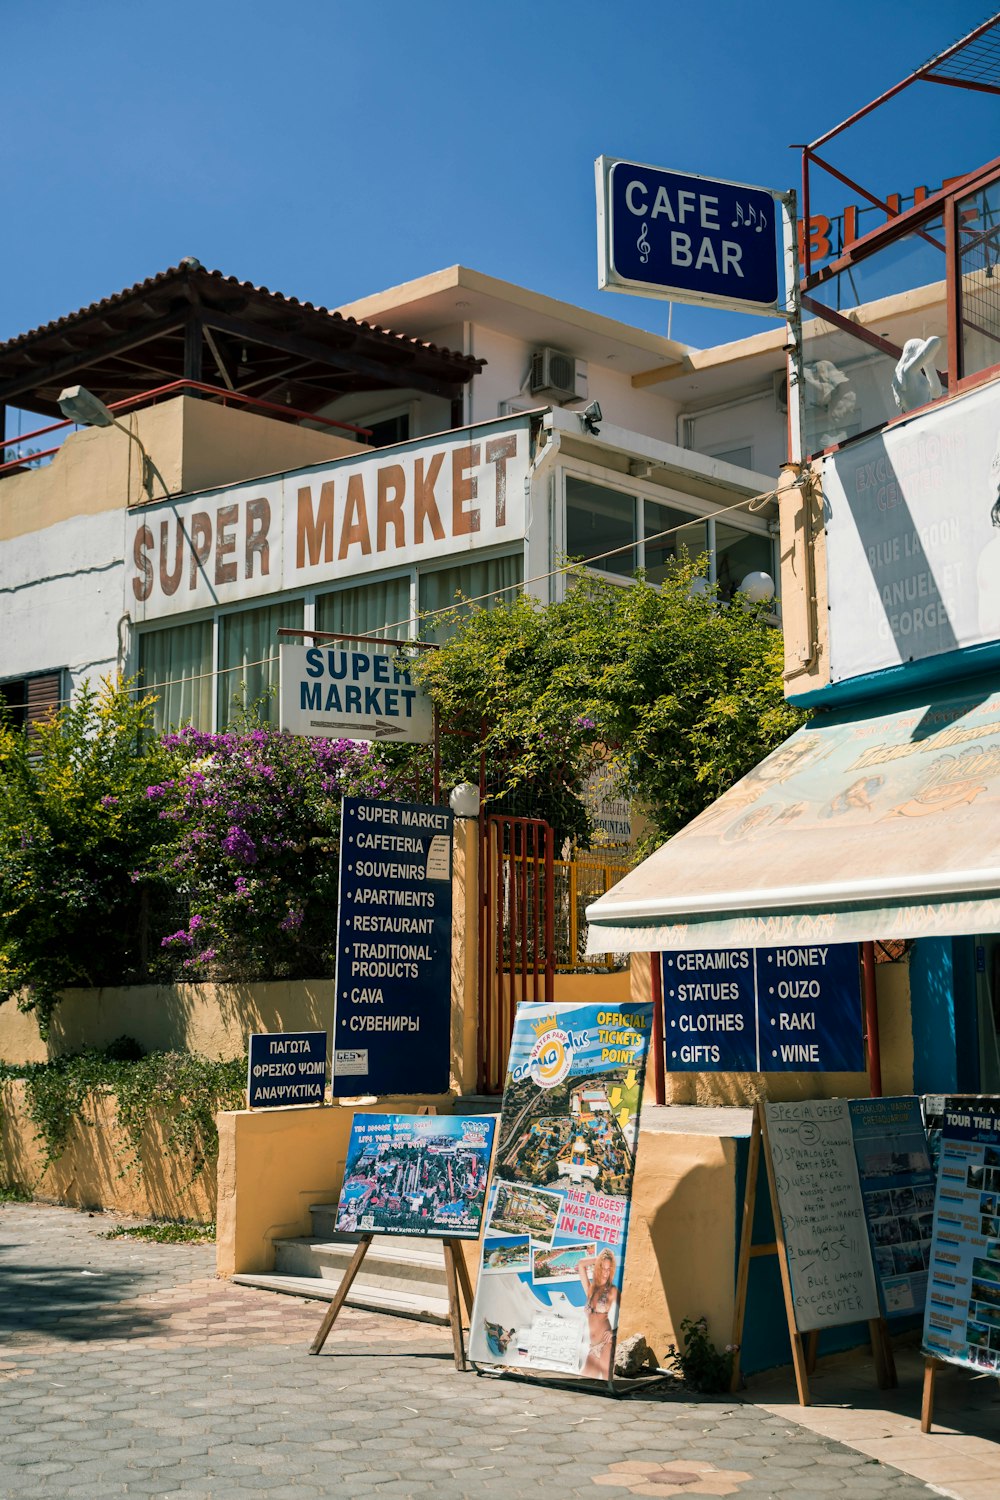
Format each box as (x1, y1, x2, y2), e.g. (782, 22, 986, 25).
(713, 523, 774, 603)
(315, 576, 411, 642)
(139, 621, 213, 733)
(218, 600, 303, 727)
(644, 500, 708, 585)
(565, 478, 637, 576)
(418, 553, 523, 642)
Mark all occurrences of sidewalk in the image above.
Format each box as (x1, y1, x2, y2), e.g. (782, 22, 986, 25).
(0, 1201, 963, 1499)
(746, 1341, 1000, 1500)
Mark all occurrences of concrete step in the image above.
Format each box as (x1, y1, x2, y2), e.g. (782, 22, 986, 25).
(230, 1271, 452, 1324)
(274, 1233, 449, 1290)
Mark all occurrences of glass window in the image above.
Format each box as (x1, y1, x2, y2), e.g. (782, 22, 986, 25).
(958, 178, 1000, 380)
(644, 501, 708, 585)
(218, 600, 303, 727)
(139, 622, 213, 733)
(713, 524, 774, 603)
(708, 445, 753, 469)
(566, 478, 637, 576)
(316, 576, 411, 642)
(419, 554, 523, 642)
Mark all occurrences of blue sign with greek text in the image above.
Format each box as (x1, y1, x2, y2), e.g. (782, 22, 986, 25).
(333, 797, 453, 1097)
(597, 156, 781, 313)
(662, 943, 864, 1072)
(248, 1031, 327, 1108)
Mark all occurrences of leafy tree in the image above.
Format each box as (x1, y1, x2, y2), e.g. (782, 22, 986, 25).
(417, 565, 805, 850)
(0, 679, 177, 1034)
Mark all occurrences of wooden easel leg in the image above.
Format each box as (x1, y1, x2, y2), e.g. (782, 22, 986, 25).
(870, 1318, 897, 1390)
(921, 1356, 939, 1433)
(308, 1235, 374, 1355)
(448, 1238, 476, 1322)
(442, 1239, 468, 1372)
(790, 1332, 811, 1406)
(730, 1110, 762, 1394)
(805, 1330, 819, 1376)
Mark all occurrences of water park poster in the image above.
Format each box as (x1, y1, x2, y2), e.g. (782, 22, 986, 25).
(334, 1113, 496, 1239)
(469, 1000, 653, 1384)
(922, 1096, 1000, 1374)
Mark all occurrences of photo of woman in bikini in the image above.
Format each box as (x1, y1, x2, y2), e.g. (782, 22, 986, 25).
(578, 1248, 618, 1380)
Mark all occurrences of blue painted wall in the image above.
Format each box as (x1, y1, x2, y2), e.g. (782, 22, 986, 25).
(909, 937, 980, 1094)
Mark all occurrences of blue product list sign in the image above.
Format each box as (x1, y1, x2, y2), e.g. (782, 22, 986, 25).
(662, 944, 864, 1072)
(662, 949, 757, 1072)
(603, 159, 780, 311)
(248, 1031, 327, 1108)
(333, 797, 453, 1097)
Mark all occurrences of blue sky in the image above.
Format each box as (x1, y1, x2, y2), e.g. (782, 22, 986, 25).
(2, 2, 997, 356)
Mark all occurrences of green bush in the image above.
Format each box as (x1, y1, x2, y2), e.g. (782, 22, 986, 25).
(0, 1049, 246, 1183)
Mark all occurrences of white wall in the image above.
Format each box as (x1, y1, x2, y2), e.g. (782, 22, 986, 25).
(1, 509, 124, 695)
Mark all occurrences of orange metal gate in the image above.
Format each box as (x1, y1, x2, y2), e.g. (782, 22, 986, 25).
(478, 814, 554, 1094)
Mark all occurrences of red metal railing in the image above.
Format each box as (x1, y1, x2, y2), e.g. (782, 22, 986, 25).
(478, 814, 555, 1094)
(0, 379, 373, 478)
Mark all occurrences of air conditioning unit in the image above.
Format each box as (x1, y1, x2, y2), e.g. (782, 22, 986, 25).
(773, 370, 788, 413)
(530, 347, 588, 405)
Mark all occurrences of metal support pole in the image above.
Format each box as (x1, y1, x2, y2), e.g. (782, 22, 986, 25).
(861, 941, 882, 1097)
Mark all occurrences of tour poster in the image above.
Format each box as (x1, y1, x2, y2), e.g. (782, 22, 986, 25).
(469, 1001, 653, 1383)
(334, 1112, 495, 1238)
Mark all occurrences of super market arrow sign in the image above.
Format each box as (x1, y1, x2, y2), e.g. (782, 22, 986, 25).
(279, 643, 434, 745)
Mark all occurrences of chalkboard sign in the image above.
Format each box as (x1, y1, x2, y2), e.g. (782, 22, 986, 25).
(763, 1100, 880, 1331)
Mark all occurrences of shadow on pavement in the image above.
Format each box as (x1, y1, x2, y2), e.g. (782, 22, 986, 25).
(0, 1255, 171, 1342)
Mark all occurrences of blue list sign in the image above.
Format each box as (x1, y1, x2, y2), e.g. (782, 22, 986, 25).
(248, 1031, 327, 1108)
(597, 156, 781, 314)
(333, 797, 453, 1097)
(662, 944, 864, 1072)
(661, 949, 757, 1071)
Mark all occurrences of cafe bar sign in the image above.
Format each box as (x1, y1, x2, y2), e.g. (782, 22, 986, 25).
(660, 942, 865, 1072)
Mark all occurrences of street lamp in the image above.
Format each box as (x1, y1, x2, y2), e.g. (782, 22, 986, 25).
(58, 384, 157, 497)
(449, 782, 481, 819)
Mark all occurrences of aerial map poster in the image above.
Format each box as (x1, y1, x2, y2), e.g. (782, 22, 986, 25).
(334, 1113, 496, 1238)
(469, 1001, 653, 1384)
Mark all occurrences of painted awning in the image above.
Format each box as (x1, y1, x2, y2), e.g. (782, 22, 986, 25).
(585, 679, 1000, 953)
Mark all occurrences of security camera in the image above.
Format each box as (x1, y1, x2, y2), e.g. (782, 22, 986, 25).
(581, 400, 602, 435)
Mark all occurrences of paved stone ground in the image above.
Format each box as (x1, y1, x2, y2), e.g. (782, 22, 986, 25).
(0, 1202, 944, 1500)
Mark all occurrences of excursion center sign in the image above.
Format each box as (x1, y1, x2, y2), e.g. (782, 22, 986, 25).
(333, 796, 453, 1096)
(597, 155, 782, 314)
(660, 943, 864, 1072)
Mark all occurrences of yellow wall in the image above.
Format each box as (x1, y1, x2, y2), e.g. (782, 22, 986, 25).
(0, 395, 364, 541)
(778, 461, 830, 697)
(216, 1097, 454, 1276)
(631, 951, 913, 1106)
(214, 1095, 740, 1362)
(0, 980, 336, 1065)
(0, 1079, 215, 1222)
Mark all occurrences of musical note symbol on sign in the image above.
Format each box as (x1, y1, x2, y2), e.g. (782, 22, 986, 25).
(731, 201, 768, 233)
(637, 221, 651, 264)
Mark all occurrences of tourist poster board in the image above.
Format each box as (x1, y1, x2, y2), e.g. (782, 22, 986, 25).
(763, 1099, 880, 1331)
(334, 1113, 495, 1238)
(333, 796, 453, 1096)
(922, 1095, 1000, 1374)
(469, 1000, 653, 1384)
(247, 1030, 327, 1108)
(661, 944, 864, 1072)
(849, 1096, 935, 1318)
